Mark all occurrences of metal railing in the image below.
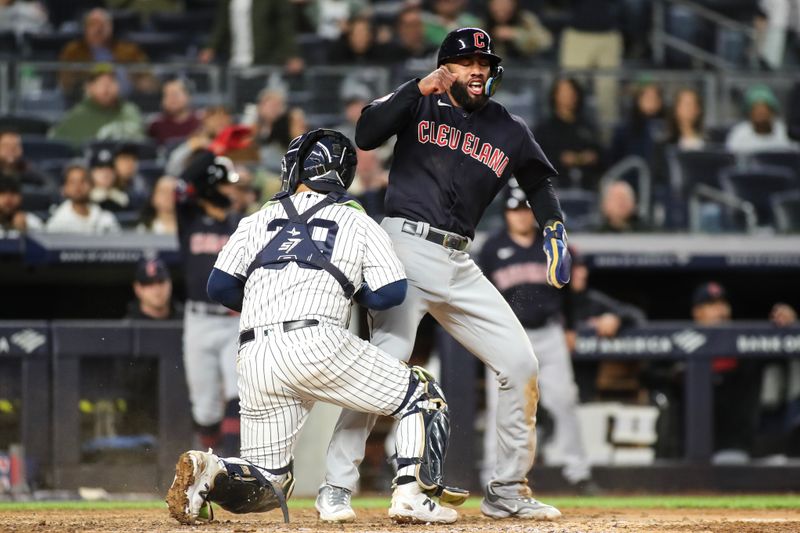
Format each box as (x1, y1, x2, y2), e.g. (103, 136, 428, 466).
(689, 183, 757, 233)
(652, 0, 758, 70)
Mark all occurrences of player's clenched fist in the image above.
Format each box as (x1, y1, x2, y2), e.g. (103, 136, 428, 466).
(418, 67, 456, 96)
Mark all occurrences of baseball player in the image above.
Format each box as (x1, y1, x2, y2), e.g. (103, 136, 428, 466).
(166, 129, 466, 525)
(176, 148, 243, 458)
(316, 27, 570, 522)
(479, 182, 596, 493)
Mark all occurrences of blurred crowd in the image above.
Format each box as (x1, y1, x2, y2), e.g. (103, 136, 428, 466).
(1, 0, 800, 236)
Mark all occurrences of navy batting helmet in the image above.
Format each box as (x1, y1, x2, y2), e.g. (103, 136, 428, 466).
(280, 129, 358, 194)
(437, 28, 504, 96)
(180, 150, 240, 208)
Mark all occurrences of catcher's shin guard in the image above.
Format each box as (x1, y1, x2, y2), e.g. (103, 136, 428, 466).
(207, 459, 295, 522)
(394, 366, 469, 506)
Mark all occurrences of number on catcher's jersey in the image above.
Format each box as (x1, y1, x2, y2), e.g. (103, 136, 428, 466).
(263, 217, 340, 270)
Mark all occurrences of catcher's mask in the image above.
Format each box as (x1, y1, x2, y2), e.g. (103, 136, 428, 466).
(279, 129, 358, 194)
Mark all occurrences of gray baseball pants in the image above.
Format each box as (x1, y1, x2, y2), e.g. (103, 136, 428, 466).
(324, 216, 541, 491)
(483, 323, 591, 485)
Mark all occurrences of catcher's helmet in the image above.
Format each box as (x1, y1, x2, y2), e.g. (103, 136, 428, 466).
(280, 129, 358, 194)
(437, 27, 504, 96)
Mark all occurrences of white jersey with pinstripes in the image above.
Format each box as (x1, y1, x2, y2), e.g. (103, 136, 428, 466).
(213, 191, 405, 331)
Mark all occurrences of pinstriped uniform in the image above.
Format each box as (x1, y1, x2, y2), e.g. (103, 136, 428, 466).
(213, 191, 421, 474)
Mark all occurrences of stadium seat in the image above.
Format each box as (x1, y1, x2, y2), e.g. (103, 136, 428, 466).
(674, 149, 737, 193)
(772, 190, 800, 233)
(123, 31, 191, 61)
(20, 187, 58, 212)
(150, 11, 214, 43)
(111, 10, 142, 37)
(720, 166, 796, 227)
(0, 114, 52, 136)
(749, 151, 800, 182)
(557, 188, 599, 231)
(137, 161, 166, 186)
(0, 31, 19, 60)
(23, 31, 80, 60)
(21, 136, 77, 160)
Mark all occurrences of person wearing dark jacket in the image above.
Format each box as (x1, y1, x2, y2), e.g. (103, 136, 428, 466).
(198, 0, 303, 72)
(125, 258, 184, 320)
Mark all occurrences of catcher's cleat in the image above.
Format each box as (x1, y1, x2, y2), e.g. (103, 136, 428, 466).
(315, 484, 356, 523)
(388, 482, 457, 524)
(480, 481, 561, 520)
(166, 450, 223, 525)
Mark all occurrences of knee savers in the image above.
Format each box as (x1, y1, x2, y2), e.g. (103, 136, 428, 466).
(396, 366, 469, 506)
(207, 459, 295, 523)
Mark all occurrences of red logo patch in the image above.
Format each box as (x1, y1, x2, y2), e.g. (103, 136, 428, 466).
(473, 32, 486, 49)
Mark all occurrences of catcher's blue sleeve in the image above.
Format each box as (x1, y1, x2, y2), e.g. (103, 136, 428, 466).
(207, 267, 244, 312)
(354, 279, 407, 310)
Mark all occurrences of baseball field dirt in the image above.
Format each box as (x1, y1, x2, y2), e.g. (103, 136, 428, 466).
(1, 497, 799, 533)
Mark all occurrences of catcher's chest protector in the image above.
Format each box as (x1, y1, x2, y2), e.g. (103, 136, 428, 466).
(246, 192, 355, 298)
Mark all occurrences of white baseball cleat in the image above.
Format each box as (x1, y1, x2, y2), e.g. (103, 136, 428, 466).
(480, 481, 561, 520)
(388, 483, 458, 524)
(165, 450, 223, 525)
(315, 484, 356, 523)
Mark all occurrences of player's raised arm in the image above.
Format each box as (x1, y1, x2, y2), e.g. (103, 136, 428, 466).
(355, 78, 427, 150)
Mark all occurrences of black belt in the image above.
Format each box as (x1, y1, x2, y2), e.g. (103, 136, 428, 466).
(401, 221, 469, 251)
(239, 319, 319, 345)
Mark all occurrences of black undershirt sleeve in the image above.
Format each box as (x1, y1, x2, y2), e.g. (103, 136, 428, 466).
(524, 177, 563, 228)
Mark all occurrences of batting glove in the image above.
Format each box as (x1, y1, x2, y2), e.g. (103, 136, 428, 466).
(542, 220, 571, 289)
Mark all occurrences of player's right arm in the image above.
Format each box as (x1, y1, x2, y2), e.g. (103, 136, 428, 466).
(354, 69, 451, 150)
(207, 215, 254, 312)
(356, 214, 408, 310)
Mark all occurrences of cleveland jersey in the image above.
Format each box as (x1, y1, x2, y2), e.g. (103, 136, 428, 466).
(479, 231, 564, 330)
(213, 191, 406, 331)
(177, 201, 242, 303)
(356, 80, 558, 238)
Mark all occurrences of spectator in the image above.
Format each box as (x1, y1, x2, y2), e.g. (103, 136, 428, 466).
(259, 106, 308, 173)
(726, 84, 798, 153)
(335, 91, 369, 145)
(46, 162, 121, 234)
(387, 4, 437, 62)
(50, 65, 145, 149)
(353, 147, 388, 220)
(113, 143, 149, 207)
(559, 0, 624, 124)
(0, 0, 49, 35)
(136, 175, 177, 235)
(566, 250, 647, 400)
(485, 0, 552, 60)
(534, 77, 604, 190)
(250, 87, 287, 158)
(0, 177, 44, 233)
(165, 105, 233, 177)
(88, 146, 129, 212)
(300, 0, 368, 41)
(611, 80, 666, 166)
(665, 88, 706, 151)
(199, 0, 304, 74)
(58, 7, 150, 95)
(329, 15, 393, 65)
(596, 180, 649, 233)
(0, 129, 49, 188)
(147, 78, 202, 147)
(422, 0, 482, 48)
(125, 257, 183, 320)
(755, 0, 800, 70)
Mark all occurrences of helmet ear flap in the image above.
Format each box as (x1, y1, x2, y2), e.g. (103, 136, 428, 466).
(485, 65, 504, 97)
